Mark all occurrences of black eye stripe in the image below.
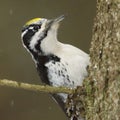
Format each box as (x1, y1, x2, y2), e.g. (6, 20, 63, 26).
(33, 25, 41, 31)
(22, 24, 41, 33)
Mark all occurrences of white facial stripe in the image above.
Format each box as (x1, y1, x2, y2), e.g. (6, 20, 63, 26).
(29, 29, 42, 52)
(29, 19, 48, 52)
(29, 26, 34, 30)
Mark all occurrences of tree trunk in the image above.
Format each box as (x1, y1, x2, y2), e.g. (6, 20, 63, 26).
(66, 0, 120, 119)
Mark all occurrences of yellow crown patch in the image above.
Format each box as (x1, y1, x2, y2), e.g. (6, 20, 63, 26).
(25, 18, 41, 26)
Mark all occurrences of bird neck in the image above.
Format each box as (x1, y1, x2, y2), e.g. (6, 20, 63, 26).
(40, 28, 60, 55)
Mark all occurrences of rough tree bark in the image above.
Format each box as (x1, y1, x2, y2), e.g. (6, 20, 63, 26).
(66, 0, 120, 120)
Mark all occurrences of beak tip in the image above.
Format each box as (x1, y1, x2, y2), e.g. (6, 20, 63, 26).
(60, 14, 65, 19)
(54, 15, 65, 23)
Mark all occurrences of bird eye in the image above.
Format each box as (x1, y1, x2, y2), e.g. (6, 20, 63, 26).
(33, 25, 41, 31)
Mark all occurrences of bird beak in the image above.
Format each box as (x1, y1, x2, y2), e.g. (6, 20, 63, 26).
(53, 15, 65, 23)
(46, 15, 65, 29)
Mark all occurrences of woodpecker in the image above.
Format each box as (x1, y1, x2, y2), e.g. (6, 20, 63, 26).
(21, 15, 89, 116)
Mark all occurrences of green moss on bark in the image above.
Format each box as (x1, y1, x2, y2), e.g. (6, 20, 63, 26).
(84, 0, 120, 119)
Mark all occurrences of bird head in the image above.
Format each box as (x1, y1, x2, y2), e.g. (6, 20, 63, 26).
(21, 15, 64, 55)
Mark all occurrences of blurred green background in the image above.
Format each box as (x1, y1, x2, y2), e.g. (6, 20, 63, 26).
(0, 0, 96, 120)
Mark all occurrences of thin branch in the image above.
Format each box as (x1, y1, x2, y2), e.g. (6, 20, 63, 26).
(0, 79, 74, 94)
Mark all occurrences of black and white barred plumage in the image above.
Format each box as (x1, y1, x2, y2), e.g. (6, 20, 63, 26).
(21, 15, 89, 119)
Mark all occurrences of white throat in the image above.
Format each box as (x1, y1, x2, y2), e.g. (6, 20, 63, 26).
(40, 26, 61, 55)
